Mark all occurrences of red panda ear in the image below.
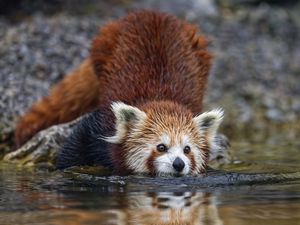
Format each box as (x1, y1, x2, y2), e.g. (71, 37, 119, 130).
(193, 109, 224, 141)
(105, 102, 147, 144)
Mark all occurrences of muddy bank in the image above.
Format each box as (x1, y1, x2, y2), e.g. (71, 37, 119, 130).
(1, 0, 299, 155)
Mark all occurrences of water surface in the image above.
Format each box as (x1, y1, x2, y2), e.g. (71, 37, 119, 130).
(0, 140, 300, 225)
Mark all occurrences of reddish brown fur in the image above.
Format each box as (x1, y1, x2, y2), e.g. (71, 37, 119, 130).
(92, 11, 212, 110)
(139, 101, 208, 174)
(147, 151, 162, 175)
(187, 152, 197, 172)
(15, 59, 100, 146)
(15, 10, 212, 147)
(115, 101, 210, 175)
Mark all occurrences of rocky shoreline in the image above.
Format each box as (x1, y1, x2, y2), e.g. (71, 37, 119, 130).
(1, 0, 299, 157)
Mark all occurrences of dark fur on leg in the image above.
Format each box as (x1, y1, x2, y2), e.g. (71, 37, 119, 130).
(56, 108, 115, 170)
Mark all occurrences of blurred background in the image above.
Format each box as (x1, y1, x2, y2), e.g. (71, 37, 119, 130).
(1, 2, 300, 225)
(0, 0, 300, 150)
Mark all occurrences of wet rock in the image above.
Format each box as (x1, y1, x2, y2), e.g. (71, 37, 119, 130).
(3, 118, 80, 168)
(63, 167, 300, 191)
(210, 134, 232, 165)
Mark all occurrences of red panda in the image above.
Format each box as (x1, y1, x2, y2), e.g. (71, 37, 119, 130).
(15, 10, 224, 176)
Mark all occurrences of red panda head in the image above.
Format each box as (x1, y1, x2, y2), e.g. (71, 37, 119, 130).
(105, 101, 223, 176)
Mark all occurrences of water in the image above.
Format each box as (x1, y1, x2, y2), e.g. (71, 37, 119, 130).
(1, 141, 300, 225)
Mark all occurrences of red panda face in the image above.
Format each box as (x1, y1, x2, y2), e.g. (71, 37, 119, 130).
(105, 101, 223, 176)
(148, 133, 202, 176)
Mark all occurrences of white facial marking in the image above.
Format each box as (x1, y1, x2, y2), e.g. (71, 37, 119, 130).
(155, 146, 190, 175)
(160, 134, 171, 146)
(153, 134, 193, 176)
(191, 108, 224, 174)
(193, 108, 224, 142)
(182, 135, 190, 146)
(105, 102, 147, 144)
(153, 132, 211, 175)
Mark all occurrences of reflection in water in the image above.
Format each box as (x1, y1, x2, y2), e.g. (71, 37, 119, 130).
(219, 204, 300, 225)
(116, 192, 222, 225)
(1, 163, 300, 225)
(50, 192, 224, 225)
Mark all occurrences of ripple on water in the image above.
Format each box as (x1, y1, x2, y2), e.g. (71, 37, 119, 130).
(1, 159, 300, 225)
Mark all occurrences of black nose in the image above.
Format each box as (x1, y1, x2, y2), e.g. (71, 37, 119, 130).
(172, 157, 185, 172)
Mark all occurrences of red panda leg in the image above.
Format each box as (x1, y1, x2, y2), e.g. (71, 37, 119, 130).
(15, 58, 100, 147)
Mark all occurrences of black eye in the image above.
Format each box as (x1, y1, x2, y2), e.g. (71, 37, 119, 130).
(183, 146, 191, 154)
(157, 144, 168, 152)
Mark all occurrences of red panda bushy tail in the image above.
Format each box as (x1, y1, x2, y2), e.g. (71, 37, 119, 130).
(15, 58, 100, 147)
